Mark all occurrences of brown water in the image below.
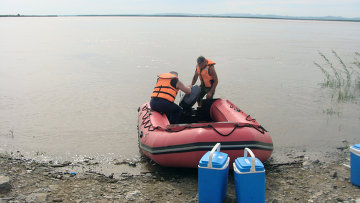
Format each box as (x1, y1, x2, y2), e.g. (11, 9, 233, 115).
(0, 17, 359, 167)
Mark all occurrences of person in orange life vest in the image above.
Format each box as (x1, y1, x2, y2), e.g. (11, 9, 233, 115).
(150, 71, 192, 124)
(191, 56, 218, 106)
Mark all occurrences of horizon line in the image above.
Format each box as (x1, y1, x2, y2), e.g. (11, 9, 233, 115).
(1, 13, 359, 22)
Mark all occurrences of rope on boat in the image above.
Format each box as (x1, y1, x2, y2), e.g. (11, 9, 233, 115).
(140, 104, 268, 136)
(165, 123, 267, 135)
(246, 115, 256, 122)
(140, 105, 158, 131)
(231, 104, 256, 123)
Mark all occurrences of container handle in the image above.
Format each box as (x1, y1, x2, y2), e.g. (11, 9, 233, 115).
(244, 148, 256, 172)
(208, 143, 221, 168)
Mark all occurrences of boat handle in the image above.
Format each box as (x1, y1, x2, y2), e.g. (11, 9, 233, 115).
(244, 148, 256, 172)
(208, 143, 221, 168)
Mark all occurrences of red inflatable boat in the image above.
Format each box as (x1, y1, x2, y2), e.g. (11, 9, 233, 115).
(137, 99, 273, 168)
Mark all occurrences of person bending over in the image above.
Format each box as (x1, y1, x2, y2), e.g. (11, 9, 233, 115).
(191, 56, 218, 106)
(150, 71, 192, 124)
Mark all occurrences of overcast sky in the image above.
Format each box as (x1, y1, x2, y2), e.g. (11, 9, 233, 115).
(1, 0, 359, 18)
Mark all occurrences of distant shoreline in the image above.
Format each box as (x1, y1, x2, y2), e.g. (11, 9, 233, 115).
(0, 15, 57, 17)
(1, 14, 359, 22)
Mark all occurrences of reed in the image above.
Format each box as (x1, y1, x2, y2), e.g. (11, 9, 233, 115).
(323, 108, 341, 116)
(318, 51, 343, 88)
(354, 52, 360, 89)
(314, 62, 331, 87)
(315, 51, 360, 102)
(333, 50, 352, 88)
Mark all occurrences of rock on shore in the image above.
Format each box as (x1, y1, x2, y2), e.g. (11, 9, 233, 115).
(0, 175, 11, 194)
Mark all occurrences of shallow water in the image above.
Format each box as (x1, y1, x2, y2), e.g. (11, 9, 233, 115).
(0, 17, 360, 166)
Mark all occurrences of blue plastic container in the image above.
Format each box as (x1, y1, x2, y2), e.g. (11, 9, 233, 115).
(198, 143, 230, 203)
(233, 148, 265, 203)
(350, 144, 360, 186)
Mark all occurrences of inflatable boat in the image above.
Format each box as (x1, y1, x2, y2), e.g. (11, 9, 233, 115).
(137, 87, 273, 168)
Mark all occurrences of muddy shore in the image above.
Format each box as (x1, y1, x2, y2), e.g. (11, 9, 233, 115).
(1, 146, 360, 202)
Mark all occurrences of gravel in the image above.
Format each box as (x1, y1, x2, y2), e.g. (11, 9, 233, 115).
(0, 147, 359, 202)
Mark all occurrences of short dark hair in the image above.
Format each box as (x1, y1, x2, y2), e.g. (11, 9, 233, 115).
(197, 56, 206, 64)
(170, 71, 178, 76)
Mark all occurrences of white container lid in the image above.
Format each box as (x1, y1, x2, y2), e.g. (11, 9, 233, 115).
(199, 151, 229, 169)
(198, 143, 229, 169)
(350, 144, 360, 156)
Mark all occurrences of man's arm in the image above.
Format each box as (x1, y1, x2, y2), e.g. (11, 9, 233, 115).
(176, 80, 192, 95)
(206, 65, 218, 98)
(191, 70, 198, 86)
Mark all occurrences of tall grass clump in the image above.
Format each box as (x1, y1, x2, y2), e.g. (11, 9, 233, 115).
(354, 52, 360, 89)
(314, 51, 360, 102)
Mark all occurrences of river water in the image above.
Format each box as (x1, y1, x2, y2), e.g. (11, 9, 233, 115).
(0, 17, 359, 168)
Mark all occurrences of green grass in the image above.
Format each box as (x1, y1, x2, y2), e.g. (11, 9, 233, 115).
(323, 108, 341, 116)
(314, 51, 360, 102)
(35, 151, 46, 156)
(354, 52, 360, 89)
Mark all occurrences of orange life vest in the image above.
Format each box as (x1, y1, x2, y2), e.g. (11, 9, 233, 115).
(151, 73, 179, 102)
(196, 59, 216, 88)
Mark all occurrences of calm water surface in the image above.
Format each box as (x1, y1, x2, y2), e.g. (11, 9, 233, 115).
(0, 17, 359, 167)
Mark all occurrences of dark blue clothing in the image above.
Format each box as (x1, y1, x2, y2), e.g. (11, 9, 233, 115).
(150, 97, 182, 124)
